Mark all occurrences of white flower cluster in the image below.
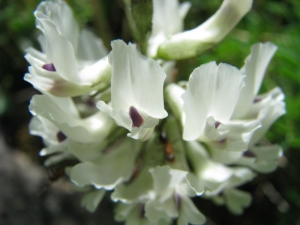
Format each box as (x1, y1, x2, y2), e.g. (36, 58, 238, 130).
(25, 0, 285, 224)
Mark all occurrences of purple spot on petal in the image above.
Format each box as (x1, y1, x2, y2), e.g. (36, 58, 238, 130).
(253, 98, 262, 103)
(215, 121, 221, 129)
(243, 150, 256, 158)
(129, 106, 144, 128)
(56, 131, 67, 142)
(42, 63, 56, 72)
(139, 204, 145, 218)
(174, 194, 181, 211)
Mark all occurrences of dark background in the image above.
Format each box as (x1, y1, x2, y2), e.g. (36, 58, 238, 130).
(0, 0, 299, 224)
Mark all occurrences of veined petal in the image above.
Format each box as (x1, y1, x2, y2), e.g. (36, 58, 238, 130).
(35, 16, 83, 84)
(98, 40, 167, 141)
(110, 40, 167, 118)
(182, 62, 245, 141)
(35, 0, 79, 49)
(157, 0, 253, 60)
(233, 42, 278, 119)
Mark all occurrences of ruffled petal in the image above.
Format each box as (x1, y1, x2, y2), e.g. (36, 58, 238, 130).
(233, 42, 278, 118)
(182, 62, 245, 141)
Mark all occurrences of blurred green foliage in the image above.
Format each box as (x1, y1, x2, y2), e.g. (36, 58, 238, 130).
(0, 0, 299, 224)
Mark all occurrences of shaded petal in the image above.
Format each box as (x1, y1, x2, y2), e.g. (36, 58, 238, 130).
(81, 189, 106, 213)
(223, 188, 252, 215)
(70, 138, 142, 189)
(76, 28, 108, 61)
(29, 94, 115, 143)
(250, 89, 285, 145)
(236, 144, 283, 173)
(177, 197, 206, 225)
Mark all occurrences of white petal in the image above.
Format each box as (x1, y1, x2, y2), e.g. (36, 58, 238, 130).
(36, 0, 79, 49)
(223, 188, 252, 215)
(29, 94, 114, 143)
(70, 138, 142, 189)
(185, 142, 233, 184)
(182, 62, 218, 140)
(76, 28, 108, 61)
(157, 0, 253, 59)
(112, 169, 153, 203)
(35, 17, 82, 84)
(177, 197, 206, 225)
(81, 189, 106, 212)
(25, 65, 93, 97)
(148, 0, 189, 57)
(236, 144, 283, 173)
(110, 40, 167, 118)
(182, 62, 245, 141)
(250, 90, 285, 145)
(233, 42, 278, 118)
(149, 166, 188, 199)
(165, 84, 185, 125)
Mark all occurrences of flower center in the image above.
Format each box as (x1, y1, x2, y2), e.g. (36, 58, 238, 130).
(129, 106, 144, 128)
(42, 63, 56, 72)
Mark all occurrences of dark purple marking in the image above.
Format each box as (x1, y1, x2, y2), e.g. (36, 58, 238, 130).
(253, 98, 262, 103)
(243, 150, 256, 158)
(174, 194, 181, 211)
(139, 204, 146, 218)
(56, 131, 67, 142)
(42, 63, 56, 72)
(214, 121, 221, 129)
(129, 106, 144, 128)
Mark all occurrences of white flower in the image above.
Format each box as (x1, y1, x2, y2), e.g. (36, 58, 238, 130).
(97, 40, 168, 141)
(24, 0, 111, 97)
(232, 42, 279, 119)
(81, 189, 106, 213)
(29, 115, 73, 166)
(145, 166, 206, 225)
(182, 61, 260, 152)
(70, 138, 142, 190)
(157, 0, 253, 60)
(29, 94, 115, 143)
(212, 188, 252, 215)
(147, 0, 191, 57)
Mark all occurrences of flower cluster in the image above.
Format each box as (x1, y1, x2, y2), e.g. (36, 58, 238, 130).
(25, 0, 285, 224)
